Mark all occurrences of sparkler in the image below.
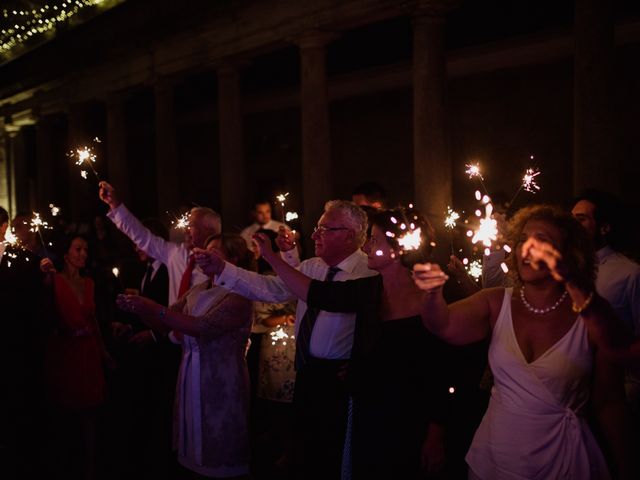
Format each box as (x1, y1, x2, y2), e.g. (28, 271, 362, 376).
(171, 212, 190, 230)
(69, 138, 101, 181)
(270, 325, 294, 347)
(29, 212, 50, 256)
(276, 192, 290, 223)
(507, 157, 542, 208)
(465, 259, 483, 281)
(465, 162, 489, 195)
(285, 211, 299, 222)
(444, 206, 460, 255)
(49, 204, 61, 217)
(468, 202, 498, 251)
(3, 228, 18, 246)
(397, 227, 422, 252)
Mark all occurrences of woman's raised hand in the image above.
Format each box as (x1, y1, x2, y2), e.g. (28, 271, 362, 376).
(412, 263, 449, 292)
(275, 226, 296, 252)
(521, 237, 569, 283)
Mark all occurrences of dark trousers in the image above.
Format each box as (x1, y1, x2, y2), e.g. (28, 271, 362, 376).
(292, 358, 349, 480)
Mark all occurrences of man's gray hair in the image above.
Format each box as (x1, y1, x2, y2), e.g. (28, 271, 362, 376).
(191, 207, 222, 235)
(324, 200, 368, 247)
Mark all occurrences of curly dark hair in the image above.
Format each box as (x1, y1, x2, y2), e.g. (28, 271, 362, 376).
(506, 204, 596, 290)
(369, 206, 436, 268)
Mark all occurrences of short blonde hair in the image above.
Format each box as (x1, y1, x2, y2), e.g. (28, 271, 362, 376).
(324, 200, 368, 247)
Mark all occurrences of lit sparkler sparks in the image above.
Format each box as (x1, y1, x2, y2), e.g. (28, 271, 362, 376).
(29, 212, 50, 255)
(3, 228, 18, 246)
(397, 227, 422, 252)
(276, 192, 290, 223)
(465, 163, 483, 180)
(285, 211, 299, 222)
(112, 267, 120, 278)
(468, 202, 498, 249)
(522, 168, 541, 193)
(69, 138, 101, 181)
(444, 206, 460, 230)
(172, 212, 190, 230)
(270, 325, 294, 346)
(466, 259, 483, 281)
(49, 204, 61, 217)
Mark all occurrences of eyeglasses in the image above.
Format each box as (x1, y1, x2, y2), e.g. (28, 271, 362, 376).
(313, 225, 351, 235)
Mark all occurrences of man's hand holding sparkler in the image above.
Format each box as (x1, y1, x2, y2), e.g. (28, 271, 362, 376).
(276, 226, 296, 252)
(98, 181, 121, 209)
(412, 263, 449, 293)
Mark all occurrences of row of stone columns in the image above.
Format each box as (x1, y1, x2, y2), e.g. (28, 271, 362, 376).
(1, 0, 618, 228)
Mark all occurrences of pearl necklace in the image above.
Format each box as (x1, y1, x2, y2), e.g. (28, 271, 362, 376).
(519, 287, 568, 315)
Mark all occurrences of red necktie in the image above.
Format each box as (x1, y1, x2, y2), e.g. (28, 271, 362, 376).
(178, 255, 196, 298)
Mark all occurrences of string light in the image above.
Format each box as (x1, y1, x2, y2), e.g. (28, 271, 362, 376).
(1, 1, 121, 57)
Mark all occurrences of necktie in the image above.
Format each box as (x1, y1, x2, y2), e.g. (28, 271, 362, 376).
(141, 262, 154, 296)
(178, 255, 196, 298)
(294, 266, 341, 370)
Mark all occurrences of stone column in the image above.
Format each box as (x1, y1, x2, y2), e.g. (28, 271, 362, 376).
(218, 63, 247, 231)
(297, 31, 337, 234)
(573, 0, 618, 195)
(413, 3, 450, 225)
(35, 116, 55, 210)
(106, 93, 130, 204)
(154, 78, 180, 215)
(0, 119, 13, 215)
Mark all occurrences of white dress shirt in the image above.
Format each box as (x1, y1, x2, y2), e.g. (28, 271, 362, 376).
(107, 204, 209, 304)
(216, 249, 376, 360)
(595, 246, 640, 335)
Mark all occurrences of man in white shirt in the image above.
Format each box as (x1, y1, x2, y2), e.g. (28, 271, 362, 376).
(196, 200, 376, 480)
(572, 189, 640, 413)
(240, 200, 288, 247)
(98, 181, 221, 304)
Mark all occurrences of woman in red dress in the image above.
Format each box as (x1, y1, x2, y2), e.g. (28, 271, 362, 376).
(41, 234, 111, 479)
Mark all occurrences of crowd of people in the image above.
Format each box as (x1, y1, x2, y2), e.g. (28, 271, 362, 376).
(0, 180, 639, 480)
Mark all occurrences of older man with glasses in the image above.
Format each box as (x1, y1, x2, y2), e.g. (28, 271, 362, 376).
(194, 200, 376, 480)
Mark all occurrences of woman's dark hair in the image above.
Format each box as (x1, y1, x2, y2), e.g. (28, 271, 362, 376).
(506, 204, 596, 291)
(369, 207, 436, 268)
(255, 228, 280, 274)
(54, 233, 90, 272)
(205, 233, 256, 271)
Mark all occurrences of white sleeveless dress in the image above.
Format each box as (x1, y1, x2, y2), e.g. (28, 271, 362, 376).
(466, 288, 611, 480)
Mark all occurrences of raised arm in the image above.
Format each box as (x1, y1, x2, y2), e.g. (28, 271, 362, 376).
(99, 181, 177, 264)
(193, 246, 296, 303)
(413, 262, 494, 345)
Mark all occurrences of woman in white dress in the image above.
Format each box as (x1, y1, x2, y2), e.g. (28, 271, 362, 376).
(413, 205, 633, 479)
(118, 233, 254, 479)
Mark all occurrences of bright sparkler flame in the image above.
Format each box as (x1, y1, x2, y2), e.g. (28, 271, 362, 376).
(465, 163, 484, 180)
(466, 259, 483, 281)
(397, 227, 422, 251)
(112, 267, 120, 278)
(29, 212, 49, 233)
(172, 212, 190, 230)
(444, 206, 460, 229)
(522, 168, 541, 193)
(3, 228, 18, 245)
(49, 204, 61, 217)
(69, 137, 101, 180)
(285, 211, 299, 222)
(270, 325, 293, 346)
(471, 203, 498, 248)
(276, 192, 289, 204)
(80, 170, 88, 179)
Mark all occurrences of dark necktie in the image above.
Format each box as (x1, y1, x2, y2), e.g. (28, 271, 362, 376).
(141, 262, 154, 296)
(295, 266, 341, 371)
(178, 255, 196, 298)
